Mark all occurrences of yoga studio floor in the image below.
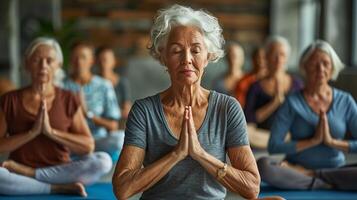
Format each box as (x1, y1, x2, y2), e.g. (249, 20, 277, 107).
(1, 153, 357, 199)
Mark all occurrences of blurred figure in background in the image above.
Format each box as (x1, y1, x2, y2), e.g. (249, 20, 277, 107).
(213, 42, 245, 95)
(234, 47, 267, 108)
(258, 40, 357, 191)
(96, 46, 132, 120)
(244, 36, 303, 149)
(0, 37, 112, 196)
(126, 35, 171, 101)
(63, 41, 124, 161)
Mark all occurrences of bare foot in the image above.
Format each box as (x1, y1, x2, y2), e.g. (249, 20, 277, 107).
(2, 160, 35, 177)
(280, 161, 314, 177)
(51, 182, 87, 197)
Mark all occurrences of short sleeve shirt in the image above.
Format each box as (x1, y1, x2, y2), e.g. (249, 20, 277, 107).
(124, 91, 249, 199)
(63, 75, 120, 138)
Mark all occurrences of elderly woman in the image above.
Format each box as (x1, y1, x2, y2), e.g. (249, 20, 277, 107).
(112, 5, 261, 200)
(244, 36, 303, 149)
(258, 40, 357, 190)
(0, 37, 112, 196)
(63, 42, 123, 160)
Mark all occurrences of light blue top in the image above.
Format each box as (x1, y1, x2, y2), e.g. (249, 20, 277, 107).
(269, 88, 357, 169)
(63, 75, 120, 138)
(124, 91, 249, 200)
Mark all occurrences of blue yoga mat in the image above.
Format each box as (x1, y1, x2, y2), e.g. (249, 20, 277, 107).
(0, 183, 116, 200)
(259, 184, 357, 200)
(1, 183, 357, 200)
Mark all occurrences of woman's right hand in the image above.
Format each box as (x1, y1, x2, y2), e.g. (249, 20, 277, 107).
(274, 77, 285, 104)
(173, 106, 189, 161)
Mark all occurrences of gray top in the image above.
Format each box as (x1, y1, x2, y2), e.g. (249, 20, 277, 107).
(125, 90, 249, 200)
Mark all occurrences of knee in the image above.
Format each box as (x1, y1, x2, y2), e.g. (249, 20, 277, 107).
(0, 168, 13, 192)
(0, 168, 9, 183)
(90, 152, 113, 174)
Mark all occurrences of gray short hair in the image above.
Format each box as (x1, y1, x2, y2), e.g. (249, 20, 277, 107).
(299, 40, 344, 81)
(265, 35, 291, 57)
(149, 4, 225, 63)
(25, 37, 63, 66)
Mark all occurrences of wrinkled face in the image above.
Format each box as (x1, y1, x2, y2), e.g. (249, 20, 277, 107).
(304, 49, 333, 85)
(162, 25, 209, 86)
(98, 50, 116, 71)
(26, 44, 60, 84)
(266, 42, 288, 74)
(70, 45, 94, 75)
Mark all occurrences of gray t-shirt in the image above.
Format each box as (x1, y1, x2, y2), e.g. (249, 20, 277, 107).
(125, 90, 249, 200)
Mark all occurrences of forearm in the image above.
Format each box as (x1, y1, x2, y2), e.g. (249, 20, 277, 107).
(92, 116, 118, 131)
(0, 131, 37, 153)
(329, 139, 349, 152)
(47, 129, 94, 155)
(255, 98, 281, 123)
(195, 151, 260, 199)
(295, 138, 320, 152)
(114, 150, 182, 200)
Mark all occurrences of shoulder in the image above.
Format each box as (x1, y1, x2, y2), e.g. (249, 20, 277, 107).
(1, 88, 22, 99)
(333, 88, 356, 105)
(56, 87, 79, 100)
(92, 75, 113, 88)
(131, 94, 160, 113)
(0, 88, 23, 107)
(282, 90, 307, 114)
(212, 91, 243, 113)
(286, 90, 303, 103)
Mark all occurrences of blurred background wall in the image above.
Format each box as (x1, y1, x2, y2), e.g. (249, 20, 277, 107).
(0, 0, 356, 100)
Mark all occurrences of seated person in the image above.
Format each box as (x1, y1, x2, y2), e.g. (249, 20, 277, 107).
(212, 42, 245, 95)
(258, 40, 357, 190)
(234, 47, 267, 108)
(63, 41, 123, 160)
(244, 36, 303, 149)
(112, 5, 261, 200)
(0, 37, 112, 196)
(96, 46, 132, 123)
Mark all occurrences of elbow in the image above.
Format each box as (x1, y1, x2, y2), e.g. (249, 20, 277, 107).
(232, 172, 261, 200)
(108, 121, 119, 131)
(87, 139, 95, 153)
(113, 175, 132, 200)
(267, 141, 279, 154)
(114, 187, 130, 200)
(81, 137, 95, 155)
(240, 180, 260, 199)
(243, 191, 259, 200)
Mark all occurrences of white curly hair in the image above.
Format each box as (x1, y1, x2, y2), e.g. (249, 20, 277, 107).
(149, 4, 225, 63)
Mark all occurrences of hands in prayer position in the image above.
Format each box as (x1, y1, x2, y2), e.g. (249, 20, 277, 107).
(174, 106, 205, 161)
(313, 110, 334, 147)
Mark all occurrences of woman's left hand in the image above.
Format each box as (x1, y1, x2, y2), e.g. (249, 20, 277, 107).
(42, 100, 53, 137)
(321, 111, 334, 146)
(187, 106, 205, 160)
